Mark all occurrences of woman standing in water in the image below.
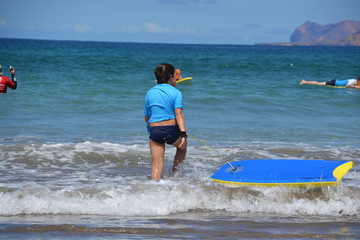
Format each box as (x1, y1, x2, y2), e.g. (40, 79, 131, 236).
(144, 63, 187, 180)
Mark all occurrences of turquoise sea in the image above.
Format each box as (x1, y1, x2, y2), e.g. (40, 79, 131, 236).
(1, 38, 359, 239)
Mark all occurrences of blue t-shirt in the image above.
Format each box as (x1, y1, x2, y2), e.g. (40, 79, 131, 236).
(335, 79, 356, 86)
(144, 84, 183, 124)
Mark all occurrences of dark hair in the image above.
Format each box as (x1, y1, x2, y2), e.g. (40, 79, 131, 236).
(154, 63, 175, 84)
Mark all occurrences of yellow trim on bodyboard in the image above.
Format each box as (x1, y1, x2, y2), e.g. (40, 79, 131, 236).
(326, 85, 346, 88)
(154, 77, 193, 84)
(210, 178, 340, 188)
(177, 77, 193, 84)
(333, 161, 353, 181)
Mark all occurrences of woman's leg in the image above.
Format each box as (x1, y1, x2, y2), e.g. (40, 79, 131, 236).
(149, 140, 165, 180)
(300, 80, 326, 85)
(171, 137, 187, 173)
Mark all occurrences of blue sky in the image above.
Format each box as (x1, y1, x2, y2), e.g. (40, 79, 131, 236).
(1, 0, 359, 45)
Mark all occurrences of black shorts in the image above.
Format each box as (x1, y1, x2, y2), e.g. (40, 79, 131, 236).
(149, 125, 180, 144)
(325, 79, 336, 86)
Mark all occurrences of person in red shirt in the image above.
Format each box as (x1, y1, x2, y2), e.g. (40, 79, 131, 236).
(0, 65, 17, 93)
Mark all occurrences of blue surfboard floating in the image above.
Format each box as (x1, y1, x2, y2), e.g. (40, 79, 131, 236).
(211, 159, 353, 187)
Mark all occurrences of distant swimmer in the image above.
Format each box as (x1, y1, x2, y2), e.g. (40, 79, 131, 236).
(145, 63, 187, 180)
(175, 68, 182, 80)
(0, 65, 17, 93)
(300, 77, 360, 88)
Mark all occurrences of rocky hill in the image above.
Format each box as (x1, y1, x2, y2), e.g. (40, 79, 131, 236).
(256, 20, 360, 46)
(290, 20, 360, 42)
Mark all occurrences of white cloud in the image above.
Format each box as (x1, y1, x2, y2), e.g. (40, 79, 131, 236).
(120, 22, 197, 35)
(158, 0, 217, 5)
(0, 19, 7, 28)
(245, 23, 263, 29)
(183, 27, 197, 34)
(143, 22, 172, 34)
(121, 24, 142, 34)
(73, 24, 92, 33)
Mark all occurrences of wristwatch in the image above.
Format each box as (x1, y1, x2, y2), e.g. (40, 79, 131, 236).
(180, 131, 187, 138)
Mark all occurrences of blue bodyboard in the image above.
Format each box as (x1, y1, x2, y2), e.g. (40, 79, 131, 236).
(211, 159, 353, 187)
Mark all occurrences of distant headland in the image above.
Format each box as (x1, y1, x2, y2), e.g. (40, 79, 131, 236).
(256, 20, 360, 46)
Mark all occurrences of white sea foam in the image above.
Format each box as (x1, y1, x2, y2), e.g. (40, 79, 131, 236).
(1, 180, 359, 217)
(1, 141, 359, 218)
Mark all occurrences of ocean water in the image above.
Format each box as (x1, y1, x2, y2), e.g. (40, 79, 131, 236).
(0, 38, 359, 239)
